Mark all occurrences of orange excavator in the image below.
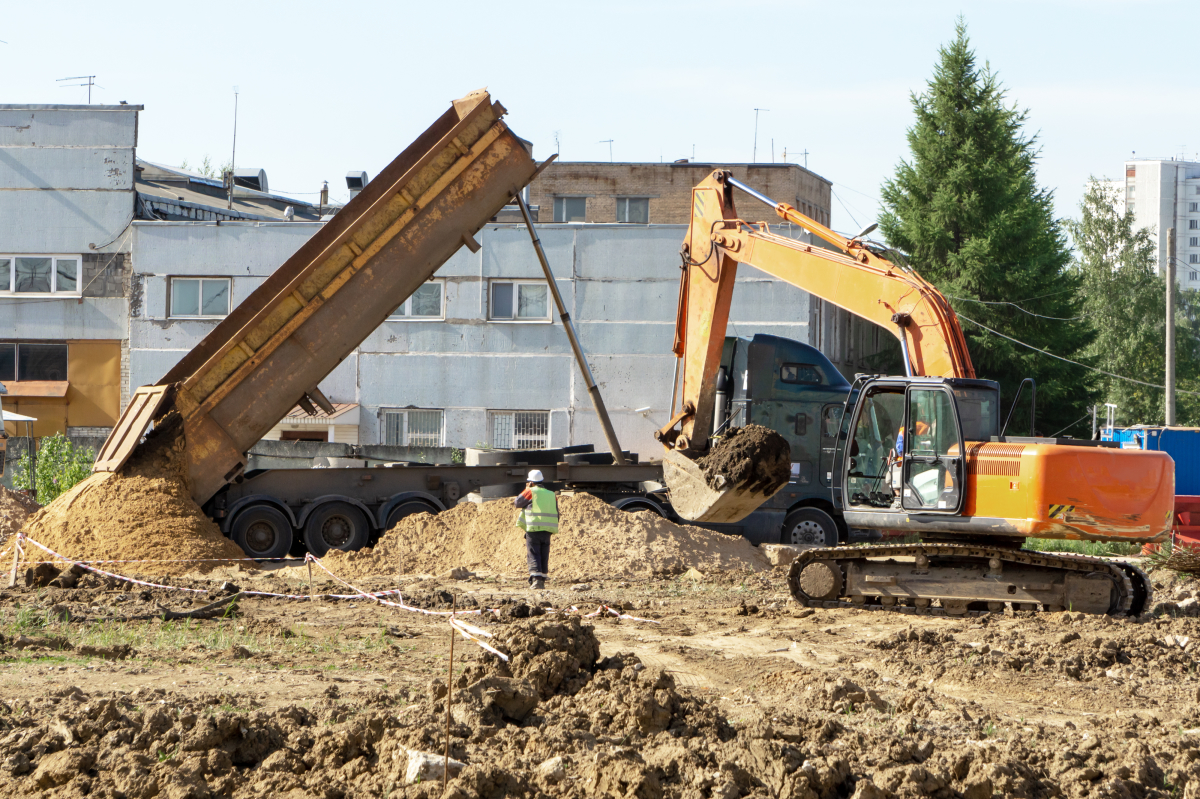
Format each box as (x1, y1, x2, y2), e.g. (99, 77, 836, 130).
(658, 170, 1172, 616)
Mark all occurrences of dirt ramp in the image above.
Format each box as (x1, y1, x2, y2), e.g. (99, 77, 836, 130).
(325, 492, 768, 581)
(19, 425, 246, 576)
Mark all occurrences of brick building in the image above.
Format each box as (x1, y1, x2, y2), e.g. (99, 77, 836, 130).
(526, 161, 832, 227)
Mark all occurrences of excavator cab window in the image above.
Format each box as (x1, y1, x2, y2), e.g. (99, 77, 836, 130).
(845, 387, 905, 508)
(901, 388, 964, 513)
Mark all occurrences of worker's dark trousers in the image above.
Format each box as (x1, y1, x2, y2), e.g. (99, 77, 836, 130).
(525, 530, 552, 579)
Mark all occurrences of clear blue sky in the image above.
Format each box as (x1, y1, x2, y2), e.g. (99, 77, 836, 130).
(1, 0, 1192, 236)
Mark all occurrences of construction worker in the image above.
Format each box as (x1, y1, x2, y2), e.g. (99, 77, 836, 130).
(513, 470, 558, 590)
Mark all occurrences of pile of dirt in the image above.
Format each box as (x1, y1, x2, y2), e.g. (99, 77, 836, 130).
(324, 492, 769, 581)
(698, 423, 791, 493)
(18, 420, 247, 576)
(0, 486, 40, 547)
(6, 616, 1200, 798)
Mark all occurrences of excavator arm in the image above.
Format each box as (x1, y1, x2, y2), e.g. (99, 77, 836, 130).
(661, 169, 973, 456)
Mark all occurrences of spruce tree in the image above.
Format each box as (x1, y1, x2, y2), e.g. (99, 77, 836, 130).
(878, 19, 1093, 436)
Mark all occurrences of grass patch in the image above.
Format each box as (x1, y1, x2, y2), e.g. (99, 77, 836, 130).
(1024, 538, 1142, 558)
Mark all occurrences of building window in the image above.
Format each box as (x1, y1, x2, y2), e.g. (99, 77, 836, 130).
(0, 341, 68, 382)
(1192, 237, 1199, 247)
(1191, 220, 1199, 230)
(1192, 202, 1199, 213)
(616, 197, 649, 224)
(388, 280, 444, 320)
(382, 409, 444, 447)
(490, 410, 550, 450)
(170, 277, 231, 317)
(553, 197, 586, 223)
(0, 255, 80, 296)
(489, 280, 550, 321)
(1127, 185, 1135, 197)
(1192, 254, 1199, 264)
(1192, 272, 1198, 282)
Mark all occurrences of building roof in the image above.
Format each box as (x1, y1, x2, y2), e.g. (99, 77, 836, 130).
(0, 104, 143, 111)
(135, 159, 338, 223)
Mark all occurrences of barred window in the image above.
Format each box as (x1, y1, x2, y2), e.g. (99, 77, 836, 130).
(382, 409, 444, 447)
(489, 411, 550, 450)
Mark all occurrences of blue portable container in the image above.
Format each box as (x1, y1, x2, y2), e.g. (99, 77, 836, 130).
(1100, 426, 1200, 496)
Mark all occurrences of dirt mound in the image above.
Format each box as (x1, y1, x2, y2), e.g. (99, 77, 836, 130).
(324, 492, 769, 581)
(0, 486, 40, 547)
(18, 421, 247, 576)
(698, 423, 791, 493)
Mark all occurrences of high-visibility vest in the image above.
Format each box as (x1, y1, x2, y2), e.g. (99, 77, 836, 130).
(518, 486, 559, 533)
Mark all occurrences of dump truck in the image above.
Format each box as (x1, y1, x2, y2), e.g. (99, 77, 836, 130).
(657, 170, 1173, 615)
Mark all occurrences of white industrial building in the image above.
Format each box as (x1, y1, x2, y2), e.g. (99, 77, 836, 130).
(1109, 158, 1200, 281)
(4, 101, 896, 471)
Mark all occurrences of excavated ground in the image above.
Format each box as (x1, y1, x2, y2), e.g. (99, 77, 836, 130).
(697, 424, 791, 494)
(4, 561, 1200, 797)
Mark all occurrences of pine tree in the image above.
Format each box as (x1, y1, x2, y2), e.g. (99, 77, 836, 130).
(878, 19, 1093, 436)
(1071, 180, 1200, 425)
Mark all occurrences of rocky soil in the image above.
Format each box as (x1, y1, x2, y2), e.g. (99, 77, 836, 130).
(3, 559, 1200, 797)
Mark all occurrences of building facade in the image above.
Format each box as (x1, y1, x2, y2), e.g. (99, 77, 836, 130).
(1112, 158, 1200, 281)
(527, 161, 832, 227)
(3, 104, 894, 467)
(0, 104, 139, 438)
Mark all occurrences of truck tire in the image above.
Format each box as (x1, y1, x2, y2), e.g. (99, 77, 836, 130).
(304, 501, 370, 557)
(231, 505, 294, 560)
(612, 497, 665, 517)
(385, 500, 440, 530)
(781, 507, 839, 549)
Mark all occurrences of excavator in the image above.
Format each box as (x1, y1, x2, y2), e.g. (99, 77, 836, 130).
(658, 169, 1173, 616)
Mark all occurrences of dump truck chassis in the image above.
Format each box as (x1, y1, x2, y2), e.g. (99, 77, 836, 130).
(787, 542, 1152, 617)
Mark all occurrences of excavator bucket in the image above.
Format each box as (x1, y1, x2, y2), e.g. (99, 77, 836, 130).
(663, 447, 789, 524)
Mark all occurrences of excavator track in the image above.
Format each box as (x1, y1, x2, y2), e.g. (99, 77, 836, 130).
(786, 543, 1153, 618)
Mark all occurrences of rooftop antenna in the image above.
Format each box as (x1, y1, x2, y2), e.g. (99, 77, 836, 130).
(800, 149, 810, 169)
(553, 130, 561, 156)
(57, 75, 98, 104)
(692, 144, 695, 160)
(753, 108, 769, 162)
(600, 139, 614, 163)
(771, 138, 775, 163)
(227, 86, 239, 210)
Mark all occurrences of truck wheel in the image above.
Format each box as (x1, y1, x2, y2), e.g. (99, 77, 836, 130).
(385, 500, 439, 530)
(782, 507, 839, 549)
(231, 506, 294, 560)
(304, 502, 370, 557)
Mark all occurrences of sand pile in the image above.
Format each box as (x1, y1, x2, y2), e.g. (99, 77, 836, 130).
(325, 492, 769, 581)
(0, 486, 40, 548)
(699, 423, 791, 493)
(19, 418, 247, 575)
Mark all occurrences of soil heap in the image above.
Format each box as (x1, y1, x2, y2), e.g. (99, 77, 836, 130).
(18, 418, 247, 576)
(698, 423, 791, 494)
(0, 486, 40, 548)
(325, 492, 769, 581)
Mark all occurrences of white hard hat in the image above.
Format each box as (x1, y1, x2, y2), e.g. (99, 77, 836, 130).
(527, 469, 544, 483)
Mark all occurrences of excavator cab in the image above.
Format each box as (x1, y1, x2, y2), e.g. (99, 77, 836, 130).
(839, 376, 994, 521)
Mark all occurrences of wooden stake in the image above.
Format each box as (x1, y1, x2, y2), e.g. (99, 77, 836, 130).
(443, 593, 457, 792)
(8, 537, 20, 588)
(307, 560, 314, 602)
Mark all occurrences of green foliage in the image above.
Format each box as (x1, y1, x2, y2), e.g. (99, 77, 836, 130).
(12, 433, 94, 503)
(878, 19, 1093, 435)
(1069, 180, 1200, 425)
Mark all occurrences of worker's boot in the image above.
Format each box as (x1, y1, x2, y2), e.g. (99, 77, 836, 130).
(534, 577, 546, 591)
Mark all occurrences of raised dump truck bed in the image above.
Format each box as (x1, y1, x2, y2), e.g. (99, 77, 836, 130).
(96, 90, 538, 504)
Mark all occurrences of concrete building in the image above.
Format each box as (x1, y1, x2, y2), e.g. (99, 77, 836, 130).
(3, 102, 893, 468)
(1113, 158, 1200, 282)
(527, 161, 831, 227)
(0, 104, 139, 439)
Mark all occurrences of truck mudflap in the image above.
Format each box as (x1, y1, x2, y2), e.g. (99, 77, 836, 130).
(96, 90, 539, 504)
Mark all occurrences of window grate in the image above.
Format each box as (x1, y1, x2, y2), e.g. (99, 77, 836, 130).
(490, 411, 549, 449)
(382, 409, 443, 447)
